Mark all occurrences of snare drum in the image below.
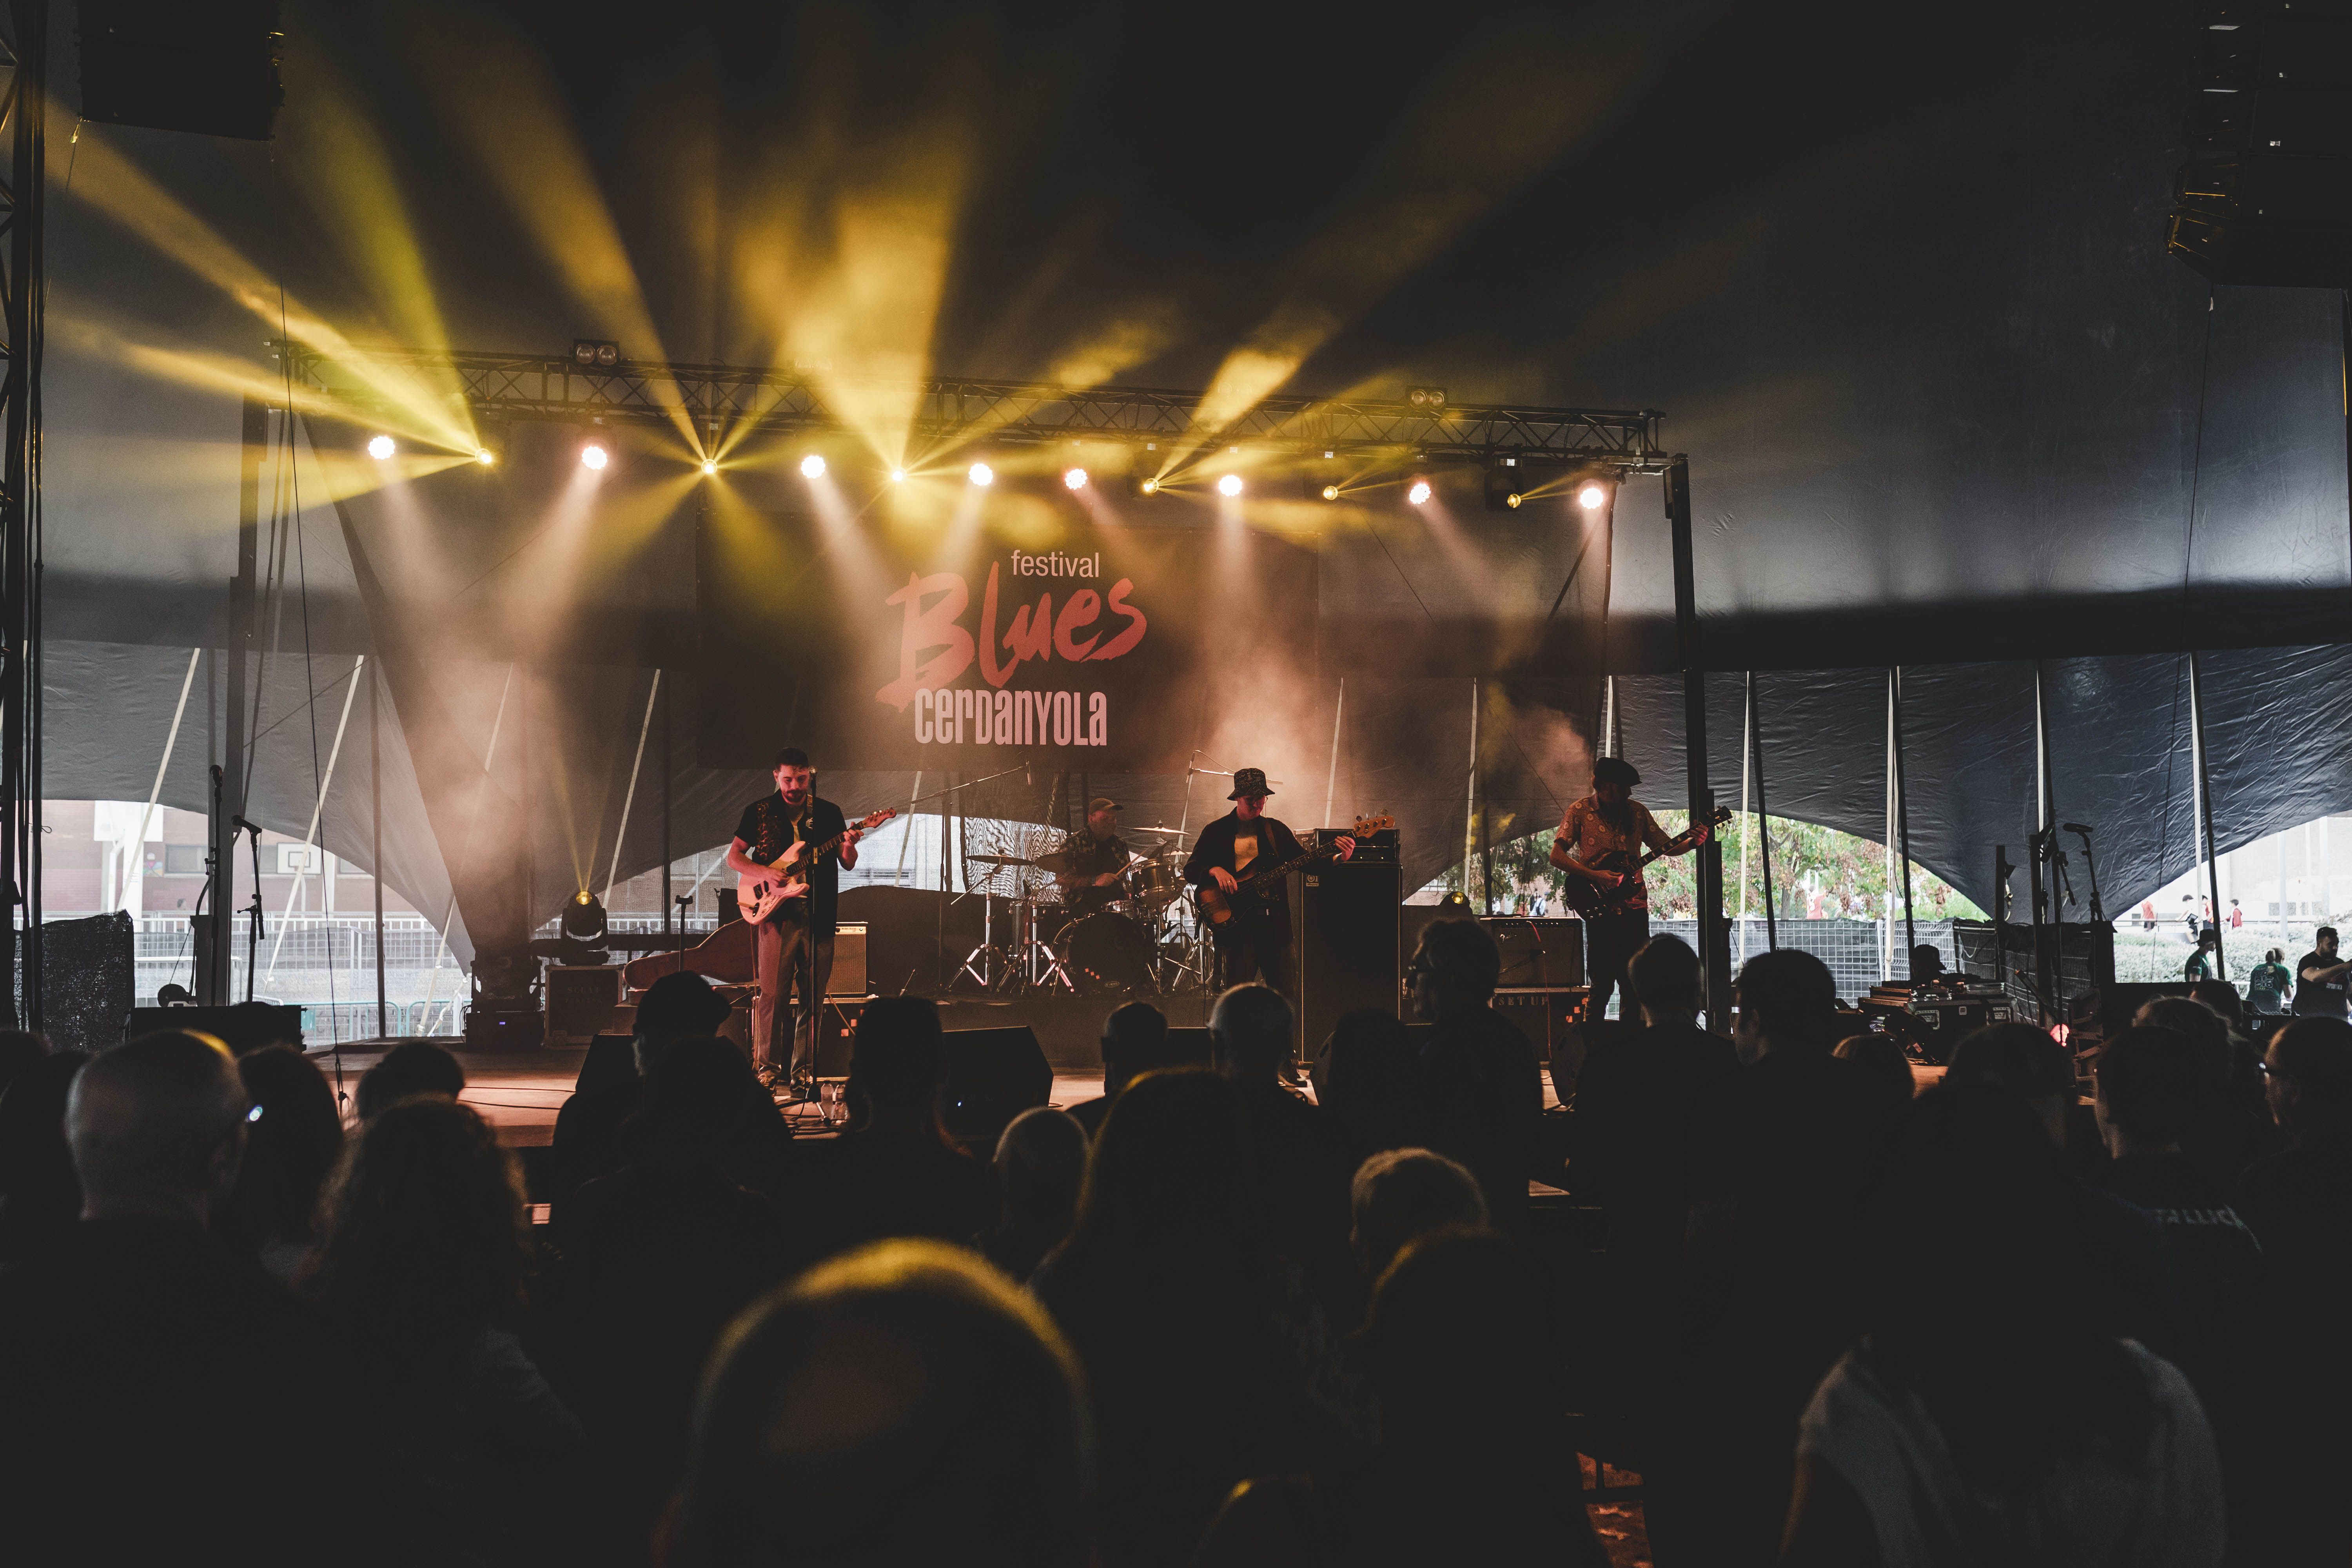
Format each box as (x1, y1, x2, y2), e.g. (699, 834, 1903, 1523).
(1122, 861, 1183, 907)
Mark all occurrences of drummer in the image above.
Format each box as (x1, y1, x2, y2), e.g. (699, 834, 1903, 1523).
(1053, 796, 1132, 917)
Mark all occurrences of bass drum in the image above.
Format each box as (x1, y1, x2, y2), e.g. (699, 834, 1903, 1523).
(1057, 912, 1159, 996)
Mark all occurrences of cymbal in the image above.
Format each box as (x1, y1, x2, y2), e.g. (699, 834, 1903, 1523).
(1125, 824, 1186, 835)
(1036, 849, 1082, 873)
(968, 853, 1036, 866)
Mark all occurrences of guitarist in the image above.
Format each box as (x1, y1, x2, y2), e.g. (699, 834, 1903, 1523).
(726, 748, 862, 1092)
(1181, 768, 1354, 1007)
(1550, 757, 1706, 1023)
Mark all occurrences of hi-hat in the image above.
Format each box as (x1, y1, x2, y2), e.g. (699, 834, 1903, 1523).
(968, 853, 1037, 866)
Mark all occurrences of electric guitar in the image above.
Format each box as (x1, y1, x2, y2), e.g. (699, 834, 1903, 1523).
(1196, 814, 1394, 926)
(1555, 806, 1730, 918)
(737, 808, 898, 926)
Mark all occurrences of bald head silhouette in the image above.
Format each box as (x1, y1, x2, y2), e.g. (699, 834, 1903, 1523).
(66, 1031, 250, 1223)
(666, 1239, 1091, 1567)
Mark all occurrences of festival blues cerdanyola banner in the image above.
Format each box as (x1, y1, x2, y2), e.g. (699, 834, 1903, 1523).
(698, 508, 1320, 773)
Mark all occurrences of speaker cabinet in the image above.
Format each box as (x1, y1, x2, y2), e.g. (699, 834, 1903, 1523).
(830, 922, 869, 996)
(1300, 859, 1403, 1058)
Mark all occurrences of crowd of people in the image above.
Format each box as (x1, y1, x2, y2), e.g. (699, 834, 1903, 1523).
(0, 919, 2344, 1566)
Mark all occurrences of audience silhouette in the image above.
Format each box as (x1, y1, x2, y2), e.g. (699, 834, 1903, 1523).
(0, 1031, 353, 1566)
(9, 964, 2349, 1566)
(975, 1105, 1089, 1283)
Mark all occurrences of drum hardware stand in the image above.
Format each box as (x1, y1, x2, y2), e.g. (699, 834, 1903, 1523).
(955, 892, 1005, 992)
(902, 757, 1034, 1002)
(1021, 898, 1077, 993)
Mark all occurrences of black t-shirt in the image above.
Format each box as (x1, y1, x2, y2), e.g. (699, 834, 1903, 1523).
(733, 792, 850, 938)
(1060, 829, 1129, 912)
(2294, 949, 2350, 1016)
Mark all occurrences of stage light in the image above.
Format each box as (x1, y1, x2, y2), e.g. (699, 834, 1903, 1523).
(1408, 479, 1432, 505)
(1506, 492, 1524, 509)
(581, 442, 609, 470)
(572, 338, 620, 368)
(969, 462, 994, 487)
(475, 448, 495, 466)
(366, 434, 395, 461)
(889, 467, 907, 483)
(1217, 474, 1243, 497)
(1321, 485, 1340, 502)
(800, 453, 827, 479)
(1139, 477, 1160, 496)
(1578, 481, 1608, 510)
(701, 459, 717, 476)
(1408, 385, 1448, 410)
(1063, 467, 1088, 491)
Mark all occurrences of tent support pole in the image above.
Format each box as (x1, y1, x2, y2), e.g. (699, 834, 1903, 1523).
(1748, 671, 1778, 951)
(208, 397, 265, 1005)
(2190, 653, 2227, 980)
(1666, 458, 1727, 1025)
(2031, 663, 2055, 1018)
(372, 655, 386, 1039)
(661, 670, 672, 947)
(1891, 666, 1916, 968)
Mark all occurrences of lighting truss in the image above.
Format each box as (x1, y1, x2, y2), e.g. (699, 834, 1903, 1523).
(277, 345, 1670, 471)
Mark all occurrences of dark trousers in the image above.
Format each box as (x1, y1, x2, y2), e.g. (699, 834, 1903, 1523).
(753, 919, 833, 1077)
(1584, 910, 1651, 1022)
(1213, 917, 1297, 1008)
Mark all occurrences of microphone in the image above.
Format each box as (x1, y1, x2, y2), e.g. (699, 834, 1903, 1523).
(2062, 822, 2094, 835)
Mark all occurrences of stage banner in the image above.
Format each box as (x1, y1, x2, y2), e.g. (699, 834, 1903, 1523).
(697, 508, 1319, 772)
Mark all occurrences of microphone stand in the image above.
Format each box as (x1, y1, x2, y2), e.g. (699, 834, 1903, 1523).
(2066, 824, 2106, 922)
(242, 822, 265, 1003)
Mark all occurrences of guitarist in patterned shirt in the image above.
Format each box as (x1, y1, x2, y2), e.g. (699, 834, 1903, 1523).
(1550, 757, 1707, 1022)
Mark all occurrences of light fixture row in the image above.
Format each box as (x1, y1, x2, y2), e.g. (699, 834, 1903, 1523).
(365, 432, 1610, 510)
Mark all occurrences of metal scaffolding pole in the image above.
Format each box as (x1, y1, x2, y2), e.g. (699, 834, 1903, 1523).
(1666, 459, 1727, 1025)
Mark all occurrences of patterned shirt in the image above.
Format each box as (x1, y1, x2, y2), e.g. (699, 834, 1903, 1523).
(1556, 795, 1674, 911)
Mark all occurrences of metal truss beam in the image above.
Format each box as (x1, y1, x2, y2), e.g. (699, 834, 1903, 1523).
(283, 346, 1670, 470)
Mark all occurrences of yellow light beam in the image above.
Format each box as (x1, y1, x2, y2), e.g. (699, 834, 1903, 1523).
(404, 16, 702, 459)
(64, 134, 477, 453)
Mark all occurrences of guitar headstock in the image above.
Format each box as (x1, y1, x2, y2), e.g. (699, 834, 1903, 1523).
(857, 808, 898, 831)
(1351, 813, 1396, 834)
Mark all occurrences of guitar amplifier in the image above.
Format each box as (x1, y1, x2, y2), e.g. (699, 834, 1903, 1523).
(1480, 916, 1584, 989)
(1316, 826, 1399, 864)
(829, 922, 868, 997)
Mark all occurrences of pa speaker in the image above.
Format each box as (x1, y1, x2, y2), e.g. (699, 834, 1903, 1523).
(938, 1025, 1053, 1148)
(1300, 859, 1402, 1058)
(127, 1002, 301, 1055)
(77, 1, 286, 141)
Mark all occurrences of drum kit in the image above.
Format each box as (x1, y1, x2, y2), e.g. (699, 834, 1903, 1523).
(960, 826, 1207, 997)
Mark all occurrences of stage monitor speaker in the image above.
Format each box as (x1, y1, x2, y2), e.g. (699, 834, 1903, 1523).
(1162, 1026, 1214, 1069)
(127, 1002, 301, 1054)
(577, 1033, 637, 1093)
(1481, 916, 1585, 989)
(1300, 859, 1402, 1058)
(77, 1, 286, 141)
(937, 1025, 1053, 1148)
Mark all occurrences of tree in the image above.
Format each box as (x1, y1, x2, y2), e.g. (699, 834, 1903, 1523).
(1448, 811, 1985, 921)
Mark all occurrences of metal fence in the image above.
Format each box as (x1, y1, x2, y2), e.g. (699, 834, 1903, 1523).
(1650, 918, 1959, 1004)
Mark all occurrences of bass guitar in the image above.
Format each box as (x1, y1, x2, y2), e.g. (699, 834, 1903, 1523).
(737, 808, 898, 926)
(1555, 806, 1730, 918)
(1196, 814, 1394, 926)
